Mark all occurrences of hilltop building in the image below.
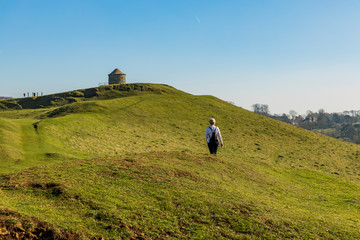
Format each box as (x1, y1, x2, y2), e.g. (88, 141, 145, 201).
(108, 68, 126, 85)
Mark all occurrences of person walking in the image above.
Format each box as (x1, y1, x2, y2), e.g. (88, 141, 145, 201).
(206, 118, 224, 154)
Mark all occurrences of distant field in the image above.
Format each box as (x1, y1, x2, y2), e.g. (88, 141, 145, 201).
(1, 84, 360, 239)
(312, 128, 338, 135)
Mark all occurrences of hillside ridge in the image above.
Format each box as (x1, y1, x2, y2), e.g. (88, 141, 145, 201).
(0, 83, 179, 110)
(1, 84, 360, 239)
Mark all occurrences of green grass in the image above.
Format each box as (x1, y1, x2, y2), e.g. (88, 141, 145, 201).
(1, 83, 360, 239)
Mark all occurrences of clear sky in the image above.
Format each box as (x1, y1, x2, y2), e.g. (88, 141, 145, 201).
(1, 0, 360, 114)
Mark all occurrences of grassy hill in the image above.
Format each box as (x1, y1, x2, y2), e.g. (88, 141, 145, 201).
(1, 83, 360, 239)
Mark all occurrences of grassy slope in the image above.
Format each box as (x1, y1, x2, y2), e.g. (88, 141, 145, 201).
(1, 84, 360, 239)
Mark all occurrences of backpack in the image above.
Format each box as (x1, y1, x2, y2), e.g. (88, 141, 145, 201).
(209, 127, 219, 145)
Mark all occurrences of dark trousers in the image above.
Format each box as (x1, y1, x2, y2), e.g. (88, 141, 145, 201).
(208, 142, 219, 155)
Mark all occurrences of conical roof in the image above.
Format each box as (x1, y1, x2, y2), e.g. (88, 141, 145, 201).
(109, 68, 125, 75)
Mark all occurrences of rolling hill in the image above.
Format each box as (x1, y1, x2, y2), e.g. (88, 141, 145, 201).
(1, 83, 360, 239)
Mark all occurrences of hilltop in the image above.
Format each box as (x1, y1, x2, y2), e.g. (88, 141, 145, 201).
(0, 83, 178, 110)
(1, 83, 360, 239)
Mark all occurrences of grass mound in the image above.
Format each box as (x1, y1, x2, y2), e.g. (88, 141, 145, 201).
(1, 151, 360, 239)
(44, 102, 106, 118)
(0, 208, 79, 240)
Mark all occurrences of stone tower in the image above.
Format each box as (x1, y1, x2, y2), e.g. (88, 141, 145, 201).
(108, 68, 126, 85)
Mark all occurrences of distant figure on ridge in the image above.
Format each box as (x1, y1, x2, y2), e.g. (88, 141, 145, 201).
(206, 118, 224, 155)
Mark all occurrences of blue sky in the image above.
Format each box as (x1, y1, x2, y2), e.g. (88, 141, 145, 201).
(1, 0, 360, 114)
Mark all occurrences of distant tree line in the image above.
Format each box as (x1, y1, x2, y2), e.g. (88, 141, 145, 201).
(0, 97, 12, 100)
(252, 103, 360, 144)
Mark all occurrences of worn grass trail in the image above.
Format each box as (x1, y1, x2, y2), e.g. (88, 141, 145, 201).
(1, 84, 360, 239)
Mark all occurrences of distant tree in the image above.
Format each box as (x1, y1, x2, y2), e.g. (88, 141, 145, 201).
(252, 104, 270, 116)
(289, 110, 297, 120)
(344, 115, 353, 123)
(281, 113, 291, 123)
(349, 110, 359, 118)
(318, 109, 325, 114)
(341, 124, 356, 139)
(332, 113, 341, 124)
(317, 109, 329, 129)
(252, 104, 261, 113)
(306, 110, 313, 116)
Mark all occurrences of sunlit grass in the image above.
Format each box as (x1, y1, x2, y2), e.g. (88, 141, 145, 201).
(1, 83, 360, 239)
